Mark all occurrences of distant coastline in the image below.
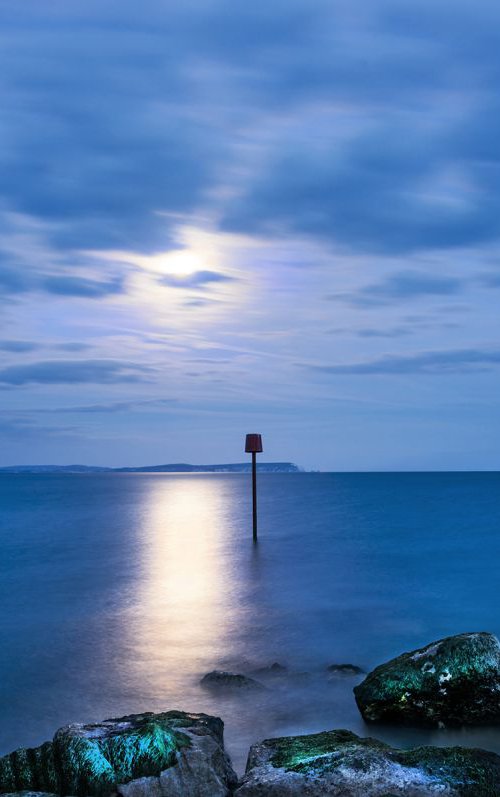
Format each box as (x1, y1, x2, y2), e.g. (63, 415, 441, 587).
(0, 462, 301, 474)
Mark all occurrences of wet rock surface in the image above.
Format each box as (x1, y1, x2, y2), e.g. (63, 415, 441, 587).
(234, 728, 500, 796)
(354, 632, 500, 727)
(0, 712, 237, 797)
(200, 671, 265, 691)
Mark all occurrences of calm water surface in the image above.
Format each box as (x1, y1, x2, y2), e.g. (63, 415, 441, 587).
(1, 472, 499, 772)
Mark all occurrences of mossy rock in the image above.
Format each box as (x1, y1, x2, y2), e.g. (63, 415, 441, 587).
(235, 728, 500, 795)
(53, 713, 190, 796)
(0, 744, 57, 794)
(0, 711, 236, 797)
(354, 632, 500, 727)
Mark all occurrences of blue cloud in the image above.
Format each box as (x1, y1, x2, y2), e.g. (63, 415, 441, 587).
(54, 342, 92, 352)
(331, 271, 463, 307)
(2, 0, 500, 260)
(0, 360, 151, 386)
(41, 275, 124, 297)
(0, 266, 30, 294)
(159, 270, 234, 289)
(0, 416, 77, 440)
(0, 340, 39, 352)
(221, 116, 500, 253)
(307, 348, 500, 376)
(1, 0, 500, 469)
(53, 398, 176, 413)
(0, 249, 126, 298)
(183, 298, 221, 308)
(480, 272, 500, 288)
(356, 327, 414, 338)
(0, 3, 227, 253)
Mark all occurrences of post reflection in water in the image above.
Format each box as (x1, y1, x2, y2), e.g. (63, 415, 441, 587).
(124, 475, 239, 698)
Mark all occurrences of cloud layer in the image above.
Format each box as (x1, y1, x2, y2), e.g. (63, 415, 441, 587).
(0, 360, 150, 386)
(331, 271, 463, 307)
(308, 348, 500, 376)
(1, 0, 500, 261)
(1, 0, 499, 468)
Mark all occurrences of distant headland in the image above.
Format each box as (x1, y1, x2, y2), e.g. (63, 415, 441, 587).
(0, 462, 301, 474)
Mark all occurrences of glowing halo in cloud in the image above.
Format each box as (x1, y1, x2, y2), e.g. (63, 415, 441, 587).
(80, 224, 254, 336)
(84, 247, 205, 279)
(84, 224, 243, 285)
(159, 250, 204, 277)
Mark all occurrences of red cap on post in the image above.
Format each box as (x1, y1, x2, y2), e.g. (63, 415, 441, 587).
(245, 433, 263, 453)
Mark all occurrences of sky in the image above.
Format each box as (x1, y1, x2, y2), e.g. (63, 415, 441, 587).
(0, 0, 499, 471)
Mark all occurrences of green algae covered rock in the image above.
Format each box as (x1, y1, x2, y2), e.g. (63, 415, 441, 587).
(354, 632, 500, 727)
(0, 743, 58, 795)
(234, 728, 500, 796)
(0, 711, 237, 797)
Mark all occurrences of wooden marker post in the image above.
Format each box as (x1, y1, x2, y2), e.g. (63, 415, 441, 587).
(245, 433, 263, 542)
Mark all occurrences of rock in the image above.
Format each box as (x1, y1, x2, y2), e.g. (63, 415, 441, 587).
(200, 671, 265, 690)
(327, 663, 365, 676)
(0, 741, 57, 795)
(0, 711, 237, 797)
(354, 632, 500, 727)
(234, 728, 500, 796)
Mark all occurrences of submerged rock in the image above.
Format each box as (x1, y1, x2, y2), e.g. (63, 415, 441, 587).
(200, 671, 265, 690)
(354, 632, 500, 727)
(327, 663, 365, 676)
(234, 728, 500, 796)
(0, 711, 237, 797)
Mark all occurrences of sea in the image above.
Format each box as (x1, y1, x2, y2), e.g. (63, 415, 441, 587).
(1, 472, 499, 773)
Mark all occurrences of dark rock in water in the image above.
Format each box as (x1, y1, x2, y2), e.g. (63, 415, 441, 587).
(200, 670, 265, 690)
(234, 728, 500, 796)
(0, 711, 237, 797)
(354, 631, 500, 727)
(327, 663, 365, 676)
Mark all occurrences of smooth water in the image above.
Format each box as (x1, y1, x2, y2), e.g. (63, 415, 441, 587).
(1, 472, 499, 772)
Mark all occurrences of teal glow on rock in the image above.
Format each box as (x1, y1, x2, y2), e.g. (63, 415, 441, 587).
(0, 711, 234, 797)
(354, 632, 500, 727)
(236, 728, 500, 796)
(53, 717, 189, 796)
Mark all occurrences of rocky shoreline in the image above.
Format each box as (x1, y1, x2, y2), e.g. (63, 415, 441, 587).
(1, 632, 500, 796)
